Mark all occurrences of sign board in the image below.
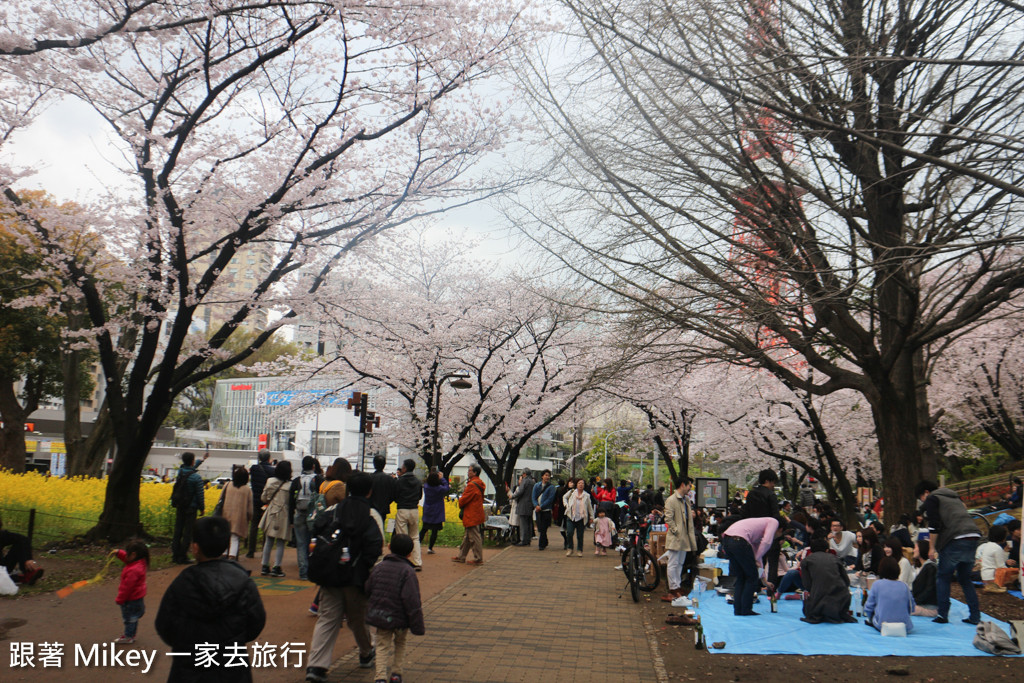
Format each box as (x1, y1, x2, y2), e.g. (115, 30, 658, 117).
(50, 452, 66, 477)
(254, 389, 354, 407)
(695, 477, 729, 509)
(857, 487, 873, 506)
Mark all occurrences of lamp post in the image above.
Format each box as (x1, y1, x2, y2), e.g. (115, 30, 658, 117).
(431, 371, 472, 470)
(603, 429, 631, 480)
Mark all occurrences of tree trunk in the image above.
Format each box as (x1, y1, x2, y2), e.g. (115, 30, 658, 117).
(85, 400, 171, 542)
(62, 347, 86, 475)
(0, 380, 29, 472)
(867, 366, 929, 527)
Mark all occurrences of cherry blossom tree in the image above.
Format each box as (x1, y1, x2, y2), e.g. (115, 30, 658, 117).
(697, 363, 878, 525)
(931, 315, 1024, 465)
(293, 231, 612, 500)
(516, 0, 1024, 521)
(1, 1, 532, 540)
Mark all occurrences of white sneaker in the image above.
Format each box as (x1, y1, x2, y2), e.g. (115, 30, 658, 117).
(114, 635, 134, 644)
(671, 596, 693, 607)
(613, 565, 623, 571)
(566, 549, 573, 557)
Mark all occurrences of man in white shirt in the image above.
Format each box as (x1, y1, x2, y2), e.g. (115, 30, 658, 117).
(828, 518, 857, 566)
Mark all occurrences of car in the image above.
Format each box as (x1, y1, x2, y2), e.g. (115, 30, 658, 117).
(213, 476, 232, 488)
(140, 474, 162, 483)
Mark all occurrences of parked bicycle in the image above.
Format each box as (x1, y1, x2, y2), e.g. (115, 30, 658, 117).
(618, 510, 660, 602)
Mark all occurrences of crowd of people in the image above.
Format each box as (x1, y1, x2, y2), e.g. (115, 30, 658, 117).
(6, 451, 1022, 681)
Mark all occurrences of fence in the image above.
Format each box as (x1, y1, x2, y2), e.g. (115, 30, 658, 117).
(947, 468, 1024, 508)
(0, 505, 178, 547)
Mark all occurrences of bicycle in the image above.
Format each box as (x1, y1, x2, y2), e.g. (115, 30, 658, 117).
(618, 512, 660, 602)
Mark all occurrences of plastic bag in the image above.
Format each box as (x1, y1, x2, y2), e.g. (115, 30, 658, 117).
(972, 621, 1021, 656)
(0, 566, 19, 595)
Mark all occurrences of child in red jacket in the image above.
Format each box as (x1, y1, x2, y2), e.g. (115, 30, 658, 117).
(113, 540, 149, 644)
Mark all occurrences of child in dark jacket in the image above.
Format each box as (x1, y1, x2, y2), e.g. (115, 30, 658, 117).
(365, 534, 425, 683)
(113, 539, 149, 644)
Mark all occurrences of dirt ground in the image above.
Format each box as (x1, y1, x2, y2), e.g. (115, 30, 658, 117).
(3, 543, 1023, 682)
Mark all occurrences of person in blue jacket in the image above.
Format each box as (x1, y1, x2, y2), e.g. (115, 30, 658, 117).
(532, 470, 558, 551)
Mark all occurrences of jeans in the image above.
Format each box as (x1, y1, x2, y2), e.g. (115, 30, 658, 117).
(536, 510, 552, 549)
(262, 536, 286, 568)
(565, 518, 586, 551)
(171, 507, 198, 562)
(937, 536, 980, 620)
(777, 568, 803, 594)
(293, 512, 312, 579)
(120, 598, 145, 638)
(723, 535, 759, 616)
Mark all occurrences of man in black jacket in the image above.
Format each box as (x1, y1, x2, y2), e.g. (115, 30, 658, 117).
(171, 452, 206, 564)
(369, 455, 398, 521)
(246, 449, 276, 558)
(156, 516, 266, 682)
(743, 469, 782, 591)
(394, 459, 424, 570)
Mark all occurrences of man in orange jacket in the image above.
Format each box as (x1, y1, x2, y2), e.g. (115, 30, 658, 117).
(452, 464, 486, 565)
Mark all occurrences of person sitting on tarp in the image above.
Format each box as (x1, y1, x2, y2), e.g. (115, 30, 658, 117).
(799, 538, 856, 624)
(910, 538, 938, 617)
(0, 513, 44, 585)
(864, 557, 915, 633)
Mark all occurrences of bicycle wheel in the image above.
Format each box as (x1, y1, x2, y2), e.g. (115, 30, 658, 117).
(635, 546, 660, 592)
(627, 548, 641, 602)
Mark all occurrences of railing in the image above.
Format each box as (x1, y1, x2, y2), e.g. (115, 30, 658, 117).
(946, 468, 1024, 507)
(0, 505, 176, 546)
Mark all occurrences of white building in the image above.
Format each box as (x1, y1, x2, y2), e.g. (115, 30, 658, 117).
(209, 377, 392, 471)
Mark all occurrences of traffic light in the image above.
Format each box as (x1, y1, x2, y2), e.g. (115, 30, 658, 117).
(346, 392, 364, 416)
(363, 411, 381, 433)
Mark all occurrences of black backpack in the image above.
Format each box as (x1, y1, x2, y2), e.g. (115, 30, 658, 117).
(308, 500, 375, 588)
(170, 471, 191, 509)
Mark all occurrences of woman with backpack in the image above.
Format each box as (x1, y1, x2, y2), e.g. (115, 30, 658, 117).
(259, 460, 292, 577)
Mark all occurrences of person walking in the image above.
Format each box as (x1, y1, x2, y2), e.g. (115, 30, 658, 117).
(246, 449, 276, 558)
(364, 534, 425, 683)
(662, 475, 697, 601)
(305, 472, 384, 683)
(452, 464, 486, 565)
(394, 459, 424, 570)
(259, 461, 292, 578)
(419, 469, 450, 555)
(112, 539, 149, 644)
(156, 517, 266, 683)
(509, 469, 535, 546)
(916, 480, 981, 624)
(532, 469, 557, 551)
(563, 479, 594, 557)
(221, 467, 253, 561)
(170, 452, 205, 565)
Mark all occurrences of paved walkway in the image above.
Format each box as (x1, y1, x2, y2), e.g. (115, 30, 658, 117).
(328, 544, 666, 683)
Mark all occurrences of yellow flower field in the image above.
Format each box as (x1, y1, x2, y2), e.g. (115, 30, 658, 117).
(1, 470, 466, 544)
(0, 470, 220, 543)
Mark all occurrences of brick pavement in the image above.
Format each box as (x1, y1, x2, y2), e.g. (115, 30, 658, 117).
(326, 544, 666, 683)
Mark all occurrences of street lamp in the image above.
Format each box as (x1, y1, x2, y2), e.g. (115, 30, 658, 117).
(603, 429, 631, 480)
(432, 371, 472, 469)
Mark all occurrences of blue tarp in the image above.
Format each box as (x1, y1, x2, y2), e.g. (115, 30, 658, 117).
(696, 588, 1021, 656)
